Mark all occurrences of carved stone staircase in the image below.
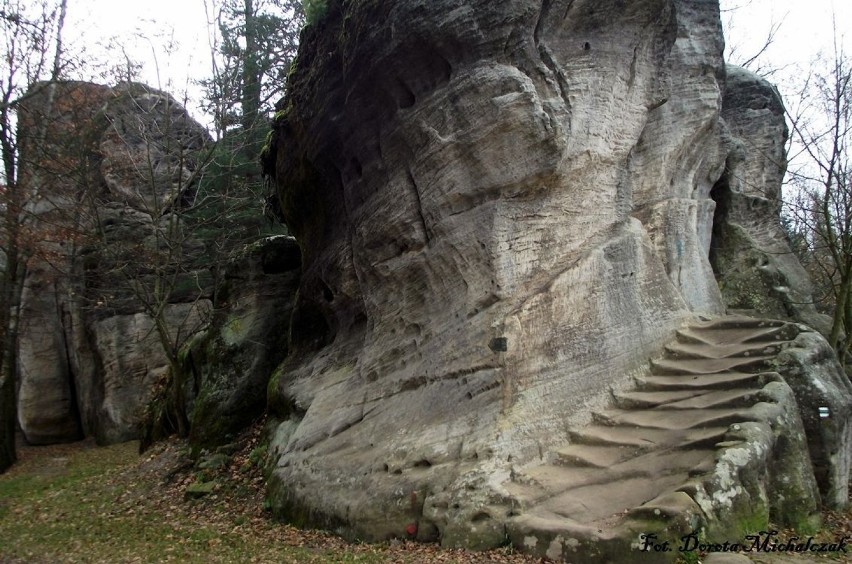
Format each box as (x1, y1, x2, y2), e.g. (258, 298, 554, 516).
(505, 316, 804, 562)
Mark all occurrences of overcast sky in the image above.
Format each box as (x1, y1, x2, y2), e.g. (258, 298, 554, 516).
(720, 0, 849, 73)
(61, 0, 849, 124)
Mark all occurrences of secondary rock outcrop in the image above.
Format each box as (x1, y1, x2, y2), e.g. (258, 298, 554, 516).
(263, 0, 852, 555)
(16, 81, 213, 444)
(189, 235, 301, 450)
(711, 65, 829, 333)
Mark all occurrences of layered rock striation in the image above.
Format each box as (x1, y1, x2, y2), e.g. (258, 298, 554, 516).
(263, 0, 850, 553)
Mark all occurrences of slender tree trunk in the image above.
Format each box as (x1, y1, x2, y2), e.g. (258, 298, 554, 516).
(51, 0, 68, 80)
(0, 235, 23, 472)
(0, 105, 22, 472)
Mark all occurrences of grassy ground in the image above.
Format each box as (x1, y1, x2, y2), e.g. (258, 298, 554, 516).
(0, 425, 534, 563)
(2, 423, 852, 563)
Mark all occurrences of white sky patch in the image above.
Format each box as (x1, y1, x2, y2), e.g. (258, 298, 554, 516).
(721, 0, 850, 71)
(64, 0, 212, 122)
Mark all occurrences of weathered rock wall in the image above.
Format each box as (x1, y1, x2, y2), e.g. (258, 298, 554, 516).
(261, 0, 756, 544)
(260, 0, 852, 549)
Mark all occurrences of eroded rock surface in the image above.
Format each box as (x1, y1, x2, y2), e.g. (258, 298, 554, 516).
(263, 0, 851, 554)
(507, 317, 820, 560)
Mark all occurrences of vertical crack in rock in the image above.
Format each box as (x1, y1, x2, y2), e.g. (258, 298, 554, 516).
(628, 45, 639, 91)
(537, 44, 572, 118)
(534, 0, 573, 121)
(406, 169, 432, 246)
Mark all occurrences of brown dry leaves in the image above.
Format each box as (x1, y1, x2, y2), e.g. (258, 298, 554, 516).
(4, 420, 543, 563)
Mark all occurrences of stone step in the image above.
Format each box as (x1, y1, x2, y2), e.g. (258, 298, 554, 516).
(650, 355, 775, 376)
(534, 450, 713, 522)
(613, 389, 704, 409)
(554, 444, 641, 468)
(663, 340, 785, 360)
(537, 474, 687, 524)
(636, 371, 770, 391)
(514, 448, 715, 513)
(692, 316, 784, 330)
(615, 388, 759, 410)
(515, 464, 613, 497)
(505, 315, 795, 562)
(592, 408, 751, 430)
(665, 388, 760, 410)
(568, 425, 728, 449)
(676, 324, 796, 347)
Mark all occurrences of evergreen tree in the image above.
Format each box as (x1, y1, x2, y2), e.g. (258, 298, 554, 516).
(201, 0, 304, 139)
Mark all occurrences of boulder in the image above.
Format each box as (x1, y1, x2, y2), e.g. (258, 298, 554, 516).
(775, 329, 852, 509)
(263, 0, 724, 544)
(16, 256, 82, 445)
(15, 82, 114, 445)
(711, 66, 829, 334)
(91, 301, 212, 444)
(189, 235, 301, 450)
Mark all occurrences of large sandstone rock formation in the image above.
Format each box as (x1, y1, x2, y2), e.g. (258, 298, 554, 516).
(16, 82, 213, 444)
(262, 0, 852, 554)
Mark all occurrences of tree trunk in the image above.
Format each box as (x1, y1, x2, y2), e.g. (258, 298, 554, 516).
(241, 0, 261, 132)
(0, 243, 23, 473)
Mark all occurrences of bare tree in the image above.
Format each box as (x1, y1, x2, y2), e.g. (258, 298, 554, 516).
(784, 33, 852, 362)
(81, 81, 286, 447)
(720, 0, 788, 78)
(0, 0, 69, 472)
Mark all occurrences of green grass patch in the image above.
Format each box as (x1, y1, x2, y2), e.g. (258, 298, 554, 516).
(0, 438, 540, 563)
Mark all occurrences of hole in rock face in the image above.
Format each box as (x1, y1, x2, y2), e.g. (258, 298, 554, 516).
(395, 78, 416, 109)
(413, 459, 432, 468)
(472, 512, 491, 523)
(320, 280, 334, 302)
(289, 298, 332, 351)
(261, 241, 301, 274)
(584, 42, 591, 51)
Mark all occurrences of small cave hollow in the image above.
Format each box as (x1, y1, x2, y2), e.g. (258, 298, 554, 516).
(708, 166, 733, 276)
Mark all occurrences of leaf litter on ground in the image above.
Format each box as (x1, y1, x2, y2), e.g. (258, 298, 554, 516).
(0, 419, 545, 563)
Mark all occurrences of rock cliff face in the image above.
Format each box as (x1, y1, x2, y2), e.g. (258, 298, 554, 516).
(263, 0, 846, 550)
(16, 82, 213, 444)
